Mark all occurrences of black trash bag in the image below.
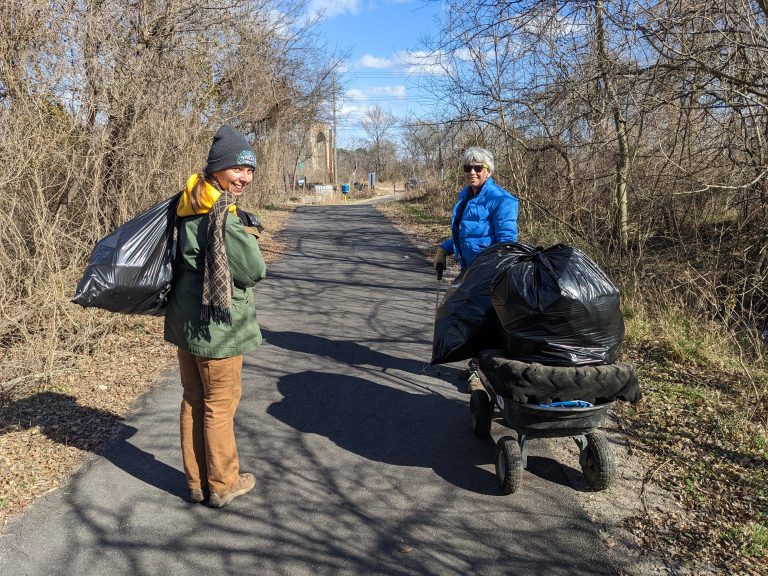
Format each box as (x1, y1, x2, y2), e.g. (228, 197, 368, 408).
(431, 243, 536, 364)
(491, 244, 624, 366)
(72, 193, 180, 315)
(237, 208, 264, 234)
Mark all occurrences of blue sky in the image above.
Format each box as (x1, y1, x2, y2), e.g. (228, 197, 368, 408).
(308, 0, 445, 147)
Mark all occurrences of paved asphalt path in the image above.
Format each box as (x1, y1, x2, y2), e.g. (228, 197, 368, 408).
(0, 205, 619, 575)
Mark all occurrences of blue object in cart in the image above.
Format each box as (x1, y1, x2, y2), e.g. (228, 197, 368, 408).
(538, 400, 593, 408)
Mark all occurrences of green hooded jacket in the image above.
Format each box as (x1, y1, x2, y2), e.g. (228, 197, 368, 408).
(163, 212, 266, 358)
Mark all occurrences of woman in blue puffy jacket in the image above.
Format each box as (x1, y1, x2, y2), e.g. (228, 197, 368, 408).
(433, 147, 519, 274)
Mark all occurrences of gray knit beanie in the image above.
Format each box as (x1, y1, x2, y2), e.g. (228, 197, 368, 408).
(205, 125, 257, 173)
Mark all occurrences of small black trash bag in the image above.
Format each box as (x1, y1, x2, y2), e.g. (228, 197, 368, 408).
(237, 208, 264, 234)
(491, 244, 624, 366)
(72, 193, 180, 315)
(431, 243, 536, 365)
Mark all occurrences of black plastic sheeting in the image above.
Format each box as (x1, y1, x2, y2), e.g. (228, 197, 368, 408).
(72, 193, 180, 315)
(431, 243, 536, 364)
(491, 244, 624, 366)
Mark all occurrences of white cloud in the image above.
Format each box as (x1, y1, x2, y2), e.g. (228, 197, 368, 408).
(358, 54, 395, 69)
(370, 85, 406, 97)
(339, 103, 369, 130)
(341, 102, 398, 122)
(341, 103, 364, 116)
(346, 88, 366, 99)
(453, 47, 474, 62)
(344, 85, 406, 101)
(397, 50, 449, 76)
(355, 51, 450, 75)
(307, 0, 359, 20)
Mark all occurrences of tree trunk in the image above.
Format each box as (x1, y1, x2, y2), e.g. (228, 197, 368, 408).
(596, 0, 630, 254)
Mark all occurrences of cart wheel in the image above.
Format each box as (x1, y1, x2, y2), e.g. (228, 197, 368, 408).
(495, 436, 522, 494)
(581, 432, 614, 490)
(470, 390, 492, 438)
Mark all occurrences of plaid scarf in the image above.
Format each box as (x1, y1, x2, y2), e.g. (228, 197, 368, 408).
(200, 190, 236, 324)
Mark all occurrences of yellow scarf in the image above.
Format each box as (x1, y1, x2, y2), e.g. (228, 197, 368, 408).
(177, 173, 238, 217)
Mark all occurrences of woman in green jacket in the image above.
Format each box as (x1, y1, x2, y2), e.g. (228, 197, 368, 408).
(164, 125, 266, 508)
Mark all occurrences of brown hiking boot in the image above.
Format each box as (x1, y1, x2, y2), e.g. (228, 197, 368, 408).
(209, 473, 256, 508)
(468, 372, 484, 393)
(190, 488, 206, 503)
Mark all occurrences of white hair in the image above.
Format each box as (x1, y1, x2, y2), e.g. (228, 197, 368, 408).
(461, 147, 494, 173)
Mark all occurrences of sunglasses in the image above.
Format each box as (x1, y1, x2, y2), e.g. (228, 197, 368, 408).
(463, 164, 486, 173)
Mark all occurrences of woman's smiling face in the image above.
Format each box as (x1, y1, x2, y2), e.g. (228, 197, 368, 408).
(464, 163, 489, 192)
(212, 165, 254, 196)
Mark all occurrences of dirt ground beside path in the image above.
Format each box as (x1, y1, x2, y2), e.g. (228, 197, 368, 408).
(548, 417, 682, 576)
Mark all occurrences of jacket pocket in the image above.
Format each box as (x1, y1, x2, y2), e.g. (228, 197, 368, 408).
(232, 285, 249, 304)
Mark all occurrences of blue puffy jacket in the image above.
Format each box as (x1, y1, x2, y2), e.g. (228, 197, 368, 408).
(440, 177, 519, 269)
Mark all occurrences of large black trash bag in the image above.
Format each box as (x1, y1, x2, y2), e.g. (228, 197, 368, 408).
(491, 244, 624, 366)
(72, 193, 181, 315)
(431, 243, 536, 364)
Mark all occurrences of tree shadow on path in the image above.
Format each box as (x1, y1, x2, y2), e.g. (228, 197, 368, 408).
(0, 392, 185, 497)
(268, 371, 502, 495)
(262, 328, 465, 386)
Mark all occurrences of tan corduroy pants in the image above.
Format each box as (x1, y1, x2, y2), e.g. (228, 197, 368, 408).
(177, 349, 243, 494)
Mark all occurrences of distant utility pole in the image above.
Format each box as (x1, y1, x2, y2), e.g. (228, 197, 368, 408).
(332, 76, 339, 189)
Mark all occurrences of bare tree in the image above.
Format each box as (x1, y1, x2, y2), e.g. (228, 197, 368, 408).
(361, 105, 399, 178)
(0, 0, 342, 395)
(417, 0, 768, 334)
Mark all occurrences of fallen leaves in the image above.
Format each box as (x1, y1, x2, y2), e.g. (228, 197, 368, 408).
(617, 342, 768, 573)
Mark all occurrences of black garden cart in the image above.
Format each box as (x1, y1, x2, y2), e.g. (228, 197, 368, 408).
(468, 352, 639, 494)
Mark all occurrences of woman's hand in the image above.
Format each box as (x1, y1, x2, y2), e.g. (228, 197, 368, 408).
(433, 247, 448, 277)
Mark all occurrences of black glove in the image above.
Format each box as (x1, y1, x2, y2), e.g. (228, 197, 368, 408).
(433, 248, 448, 279)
